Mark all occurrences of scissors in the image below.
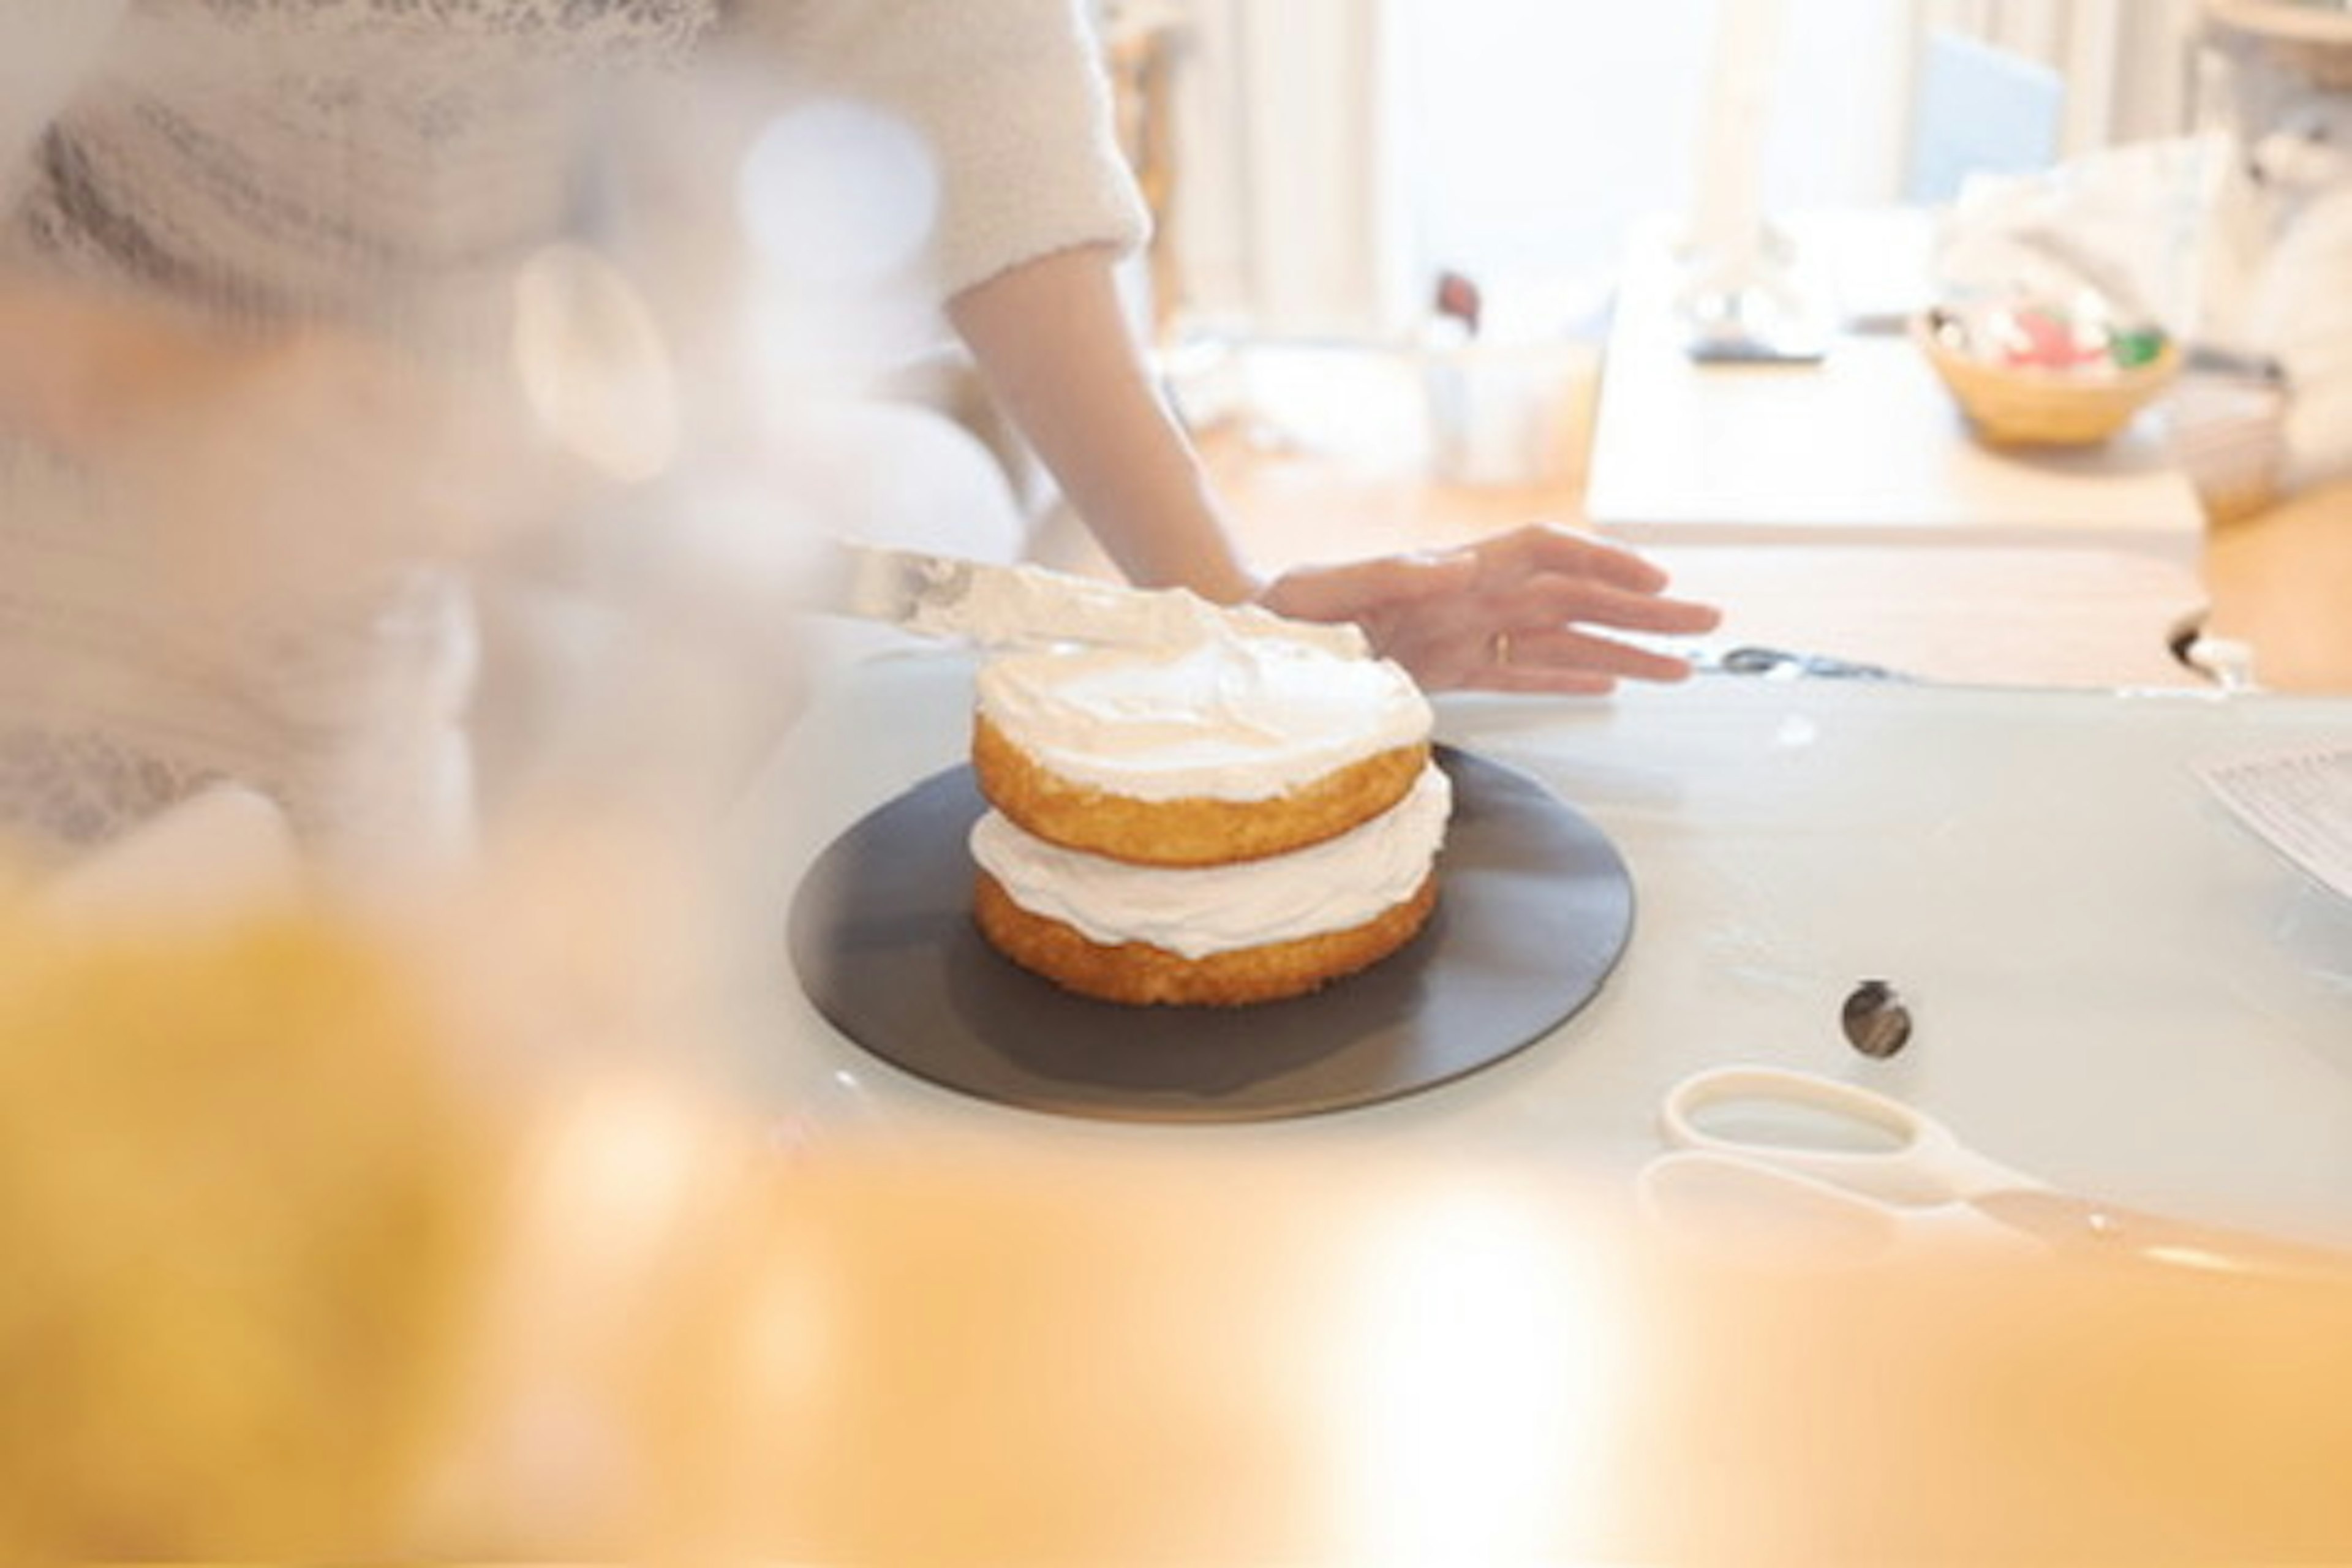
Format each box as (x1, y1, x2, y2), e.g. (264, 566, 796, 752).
(1642, 1065, 2352, 1280)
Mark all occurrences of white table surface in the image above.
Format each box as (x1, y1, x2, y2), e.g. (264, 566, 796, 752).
(1583, 212, 2209, 565)
(720, 651, 2352, 1249)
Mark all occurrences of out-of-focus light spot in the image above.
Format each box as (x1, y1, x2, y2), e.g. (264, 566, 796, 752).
(1774, 713, 1820, 750)
(529, 1076, 709, 1284)
(743, 1251, 837, 1399)
(2143, 1243, 2250, 1276)
(513, 243, 680, 484)
(736, 99, 939, 287)
(1332, 1186, 1619, 1564)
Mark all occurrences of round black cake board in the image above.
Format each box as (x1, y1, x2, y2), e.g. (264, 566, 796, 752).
(786, 747, 1634, 1123)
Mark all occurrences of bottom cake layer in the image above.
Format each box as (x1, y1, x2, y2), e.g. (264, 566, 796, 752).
(973, 870, 1439, 1008)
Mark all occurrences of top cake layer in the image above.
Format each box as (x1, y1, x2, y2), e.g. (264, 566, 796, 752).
(974, 631, 1432, 805)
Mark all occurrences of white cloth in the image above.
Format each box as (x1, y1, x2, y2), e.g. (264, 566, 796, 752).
(0, 0, 1147, 865)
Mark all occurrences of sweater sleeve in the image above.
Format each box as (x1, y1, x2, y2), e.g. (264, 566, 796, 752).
(733, 0, 1151, 301)
(0, 2, 130, 206)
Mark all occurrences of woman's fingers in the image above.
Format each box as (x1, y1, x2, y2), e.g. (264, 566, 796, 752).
(1498, 624, 1702, 684)
(1254, 526, 1724, 693)
(1381, 617, 1697, 693)
(1483, 573, 1723, 636)
(1463, 521, 1675, 594)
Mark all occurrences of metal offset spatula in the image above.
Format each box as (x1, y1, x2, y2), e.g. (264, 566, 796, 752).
(812, 539, 1369, 657)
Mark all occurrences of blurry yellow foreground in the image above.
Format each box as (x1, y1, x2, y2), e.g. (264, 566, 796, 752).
(4, 881, 2350, 1563)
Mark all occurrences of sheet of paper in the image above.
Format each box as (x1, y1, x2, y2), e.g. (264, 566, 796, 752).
(2195, 743, 2352, 903)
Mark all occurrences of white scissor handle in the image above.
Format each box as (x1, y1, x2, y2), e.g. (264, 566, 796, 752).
(1636, 1150, 2037, 1267)
(1659, 1065, 2033, 1207)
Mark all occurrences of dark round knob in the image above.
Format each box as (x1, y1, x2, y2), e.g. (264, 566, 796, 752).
(1841, 979, 1912, 1059)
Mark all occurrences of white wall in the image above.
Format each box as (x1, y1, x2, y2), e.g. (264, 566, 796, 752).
(1166, 0, 1408, 338)
(1170, 0, 1914, 337)
(1159, 0, 2201, 341)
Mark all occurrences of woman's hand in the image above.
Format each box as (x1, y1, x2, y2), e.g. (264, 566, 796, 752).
(1257, 522, 1722, 693)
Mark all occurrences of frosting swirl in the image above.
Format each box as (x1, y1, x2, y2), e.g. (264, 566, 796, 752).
(975, 634, 1432, 802)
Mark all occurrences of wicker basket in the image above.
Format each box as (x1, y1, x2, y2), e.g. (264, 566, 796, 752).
(1913, 311, 2182, 448)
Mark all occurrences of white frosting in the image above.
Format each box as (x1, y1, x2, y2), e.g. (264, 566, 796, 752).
(883, 556, 1368, 659)
(976, 633, 1433, 802)
(971, 762, 1452, 959)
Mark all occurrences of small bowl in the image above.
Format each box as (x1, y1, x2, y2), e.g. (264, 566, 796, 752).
(1913, 307, 2180, 448)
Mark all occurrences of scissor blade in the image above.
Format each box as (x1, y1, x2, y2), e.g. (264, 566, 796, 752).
(1972, 1189, 2352, 1284)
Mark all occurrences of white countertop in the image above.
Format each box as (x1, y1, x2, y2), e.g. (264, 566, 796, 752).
(720, 652, 2352, 1248)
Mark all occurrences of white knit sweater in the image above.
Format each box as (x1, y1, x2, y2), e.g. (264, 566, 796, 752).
(0, 0, 1148, 865)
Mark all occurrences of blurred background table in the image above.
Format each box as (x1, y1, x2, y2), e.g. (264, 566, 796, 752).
(1581, 211, 2210, 565)
(1133, 337, 2215, 689)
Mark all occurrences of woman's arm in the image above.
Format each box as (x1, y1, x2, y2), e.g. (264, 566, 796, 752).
(946, 243, 1258, 602)
(946, 244, 1722, 692)
(744, 1, 1720, 688)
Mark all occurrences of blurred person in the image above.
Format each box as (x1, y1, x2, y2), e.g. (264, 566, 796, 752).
(0, 0, 1719, 873)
